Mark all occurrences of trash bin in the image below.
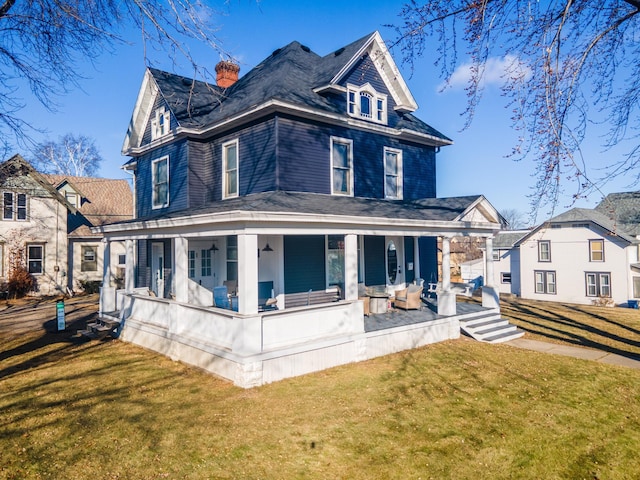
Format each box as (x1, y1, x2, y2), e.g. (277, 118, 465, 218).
(628, 300, 638, 309)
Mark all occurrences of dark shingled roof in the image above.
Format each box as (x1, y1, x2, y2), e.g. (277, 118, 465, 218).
(596, 191, 640, 237)
(493, 230, 530, 249)
(122, 190, 484, 224)
(149, 33, 450, 142)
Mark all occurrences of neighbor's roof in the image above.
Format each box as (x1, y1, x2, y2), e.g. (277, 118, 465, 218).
(133, 32, 450, 151)
(596, 191, 640, 237)
(516, 207, 638, 245)
(493, 230, 531, 249)
(44, 174, 133, 236)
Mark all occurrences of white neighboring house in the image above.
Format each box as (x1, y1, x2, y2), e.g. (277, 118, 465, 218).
(491, 230, 530, 296)
(515, 208, 639, 306)
(0, 154, 133, 296)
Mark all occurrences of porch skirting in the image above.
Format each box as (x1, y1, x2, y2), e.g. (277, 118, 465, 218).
(116, 293, 460, 388)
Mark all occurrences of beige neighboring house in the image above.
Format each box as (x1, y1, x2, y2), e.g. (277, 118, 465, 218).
(0, 154, 133, 296)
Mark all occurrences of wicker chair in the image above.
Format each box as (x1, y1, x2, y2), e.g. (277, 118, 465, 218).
(394, 285, 423, 310)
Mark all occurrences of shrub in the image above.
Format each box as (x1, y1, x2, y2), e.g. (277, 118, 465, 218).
(78, 280, 102, 294)
(7, 265, 37, 298)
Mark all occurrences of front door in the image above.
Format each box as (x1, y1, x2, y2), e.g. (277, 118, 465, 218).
(151, 242, 164, 297)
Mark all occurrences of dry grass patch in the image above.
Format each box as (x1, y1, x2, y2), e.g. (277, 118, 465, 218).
(1, 324, 639, 479)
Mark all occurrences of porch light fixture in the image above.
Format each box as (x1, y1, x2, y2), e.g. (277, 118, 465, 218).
(209, 244, 219, 252)
(262, 243, 274, 252)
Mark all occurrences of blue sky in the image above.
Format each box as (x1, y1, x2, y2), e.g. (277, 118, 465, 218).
(10, 0, 631, 224)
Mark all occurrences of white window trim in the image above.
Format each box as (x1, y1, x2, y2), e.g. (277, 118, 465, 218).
(383, 146, 403, 199)
(346, 83, 388, 125)
(586, 272, 611, 297)
(222, 139, 239, 199)
(151, 156, 170, 209)
(2, 192, 13, 220)
(151, 106, 170, 140)
(589, 239, 605, 262)
(330, 136, 354, 196)
(27, 243, 44, 276)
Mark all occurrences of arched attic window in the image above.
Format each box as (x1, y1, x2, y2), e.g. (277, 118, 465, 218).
(346, 84, 387, 125)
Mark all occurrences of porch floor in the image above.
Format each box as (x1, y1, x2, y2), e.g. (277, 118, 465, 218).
(365, 300, 489, 333)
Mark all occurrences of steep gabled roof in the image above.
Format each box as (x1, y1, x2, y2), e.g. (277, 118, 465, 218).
(123, 31, 451, 154)
(44, 174, 133, 236)
(596, 191, 640, 237)
(515, 207, 638, 246)
(0, 154, 77, 214)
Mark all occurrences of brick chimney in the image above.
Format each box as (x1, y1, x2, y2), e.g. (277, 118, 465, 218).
(215, 60, 240, 88)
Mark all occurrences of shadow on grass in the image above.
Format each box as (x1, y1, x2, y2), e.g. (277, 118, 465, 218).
(503, 301, 640, 361)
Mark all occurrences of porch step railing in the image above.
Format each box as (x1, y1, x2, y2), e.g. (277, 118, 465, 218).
(460, 311, 525, 343)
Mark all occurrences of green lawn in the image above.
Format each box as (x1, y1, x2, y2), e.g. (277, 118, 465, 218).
(1, 298, 639, 479)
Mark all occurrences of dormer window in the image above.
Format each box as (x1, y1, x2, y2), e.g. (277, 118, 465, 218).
(151, 106, 170, 140)
(347, 84, 387, 124)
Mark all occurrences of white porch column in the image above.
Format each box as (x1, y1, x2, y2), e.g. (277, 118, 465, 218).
(482, 235, 500, 309)
(238, 234, 258, 314)
(438, 236, 456, 316)
(344, 234, 358, 301)
(99, 239, 116, 314)
(174, 237, 189, 303)
(413, 236, 421, 281)
(125, 239, 135, 293)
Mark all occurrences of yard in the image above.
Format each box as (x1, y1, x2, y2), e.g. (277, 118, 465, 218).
(1, 295, 639, 479)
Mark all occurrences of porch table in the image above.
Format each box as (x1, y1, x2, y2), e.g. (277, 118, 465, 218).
(368, 292, 390, 314)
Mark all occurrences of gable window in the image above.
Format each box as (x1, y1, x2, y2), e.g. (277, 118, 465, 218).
(222, 140, 239, 198)
(534, 270, 556, 294)
(81, 246, 98, 272)
(27, 244, 44, 275)
(151, 106, 170, 140)
(152, 156, 169, 209)
(330, 137, 353, 196)
(538, 240, 551, 262)
(586, 272, 611, 297)
(346, 84, 387, 124)
(589, 239, 604, 262)
(384, 147, 403, 199)
(3, 192, 26, 221)
(201, 249, 212, 277)
(65, 192, 79, 208)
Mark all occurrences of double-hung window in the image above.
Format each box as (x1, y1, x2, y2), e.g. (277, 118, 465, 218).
(188, 251, 196, 278)
(27, 244, 44, 275)
(534, 270, 556, 294)
(151, 107, 170, 140)
(3, 192, 27, 221)
(81, 246, 97, 272)
(586, 272, 611, 297)
(223, 140, 239, 198)
(330, 137, 353, 196)
(152, 156, 169, 209)
(384, 147, 403, 199)
(538, 240, 551, 262)
(589, 239, 604, 262)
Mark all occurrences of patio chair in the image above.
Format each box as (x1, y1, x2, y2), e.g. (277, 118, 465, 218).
(213, 286, 230, 309)
(258, 281, 278, 311)
(394, 285, 423, 310)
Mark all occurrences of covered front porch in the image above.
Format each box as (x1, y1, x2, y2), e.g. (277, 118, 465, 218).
(96, 192, 504, 387)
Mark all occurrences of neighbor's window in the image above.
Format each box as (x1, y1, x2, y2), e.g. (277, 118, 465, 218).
(586, 272, 611, 297)
(346, 84, 387, 124)
(330, 137, 353, 196)
(2, 192, 12, 220)
(538, 240, 551, 262)
(27, 244, 44, 275)
(534, 270, 556, 294)
(0, 243, 3, 277)
(118, 254, 126, 265)
(65, 191, 78, 208)
(152, 156, 169, 208)
(201, 249, 212, 277)
(384, 147, 403, 199)
(222, 140, 239, 198)
(2, 192, 26, 221)
(633, 277, 640, 298)
(81, 246, 97, 272)
(151, 106, 171, 140)
(501, 272, 511, 284)
(589, 239, 604, 262)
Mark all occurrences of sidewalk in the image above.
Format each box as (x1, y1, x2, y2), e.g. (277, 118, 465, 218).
(507, 337, 640, 370)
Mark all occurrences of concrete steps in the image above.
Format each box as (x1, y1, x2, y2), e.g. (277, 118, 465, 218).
(78, 317, 120, 340)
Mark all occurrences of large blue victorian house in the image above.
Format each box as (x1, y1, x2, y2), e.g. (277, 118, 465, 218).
(97, 32, 506, 387)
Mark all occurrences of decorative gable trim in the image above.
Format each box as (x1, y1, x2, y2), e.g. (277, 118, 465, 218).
(122, 69, 160, 153)
(455, 196, 504, 225)
(327, 31, 418, 113)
